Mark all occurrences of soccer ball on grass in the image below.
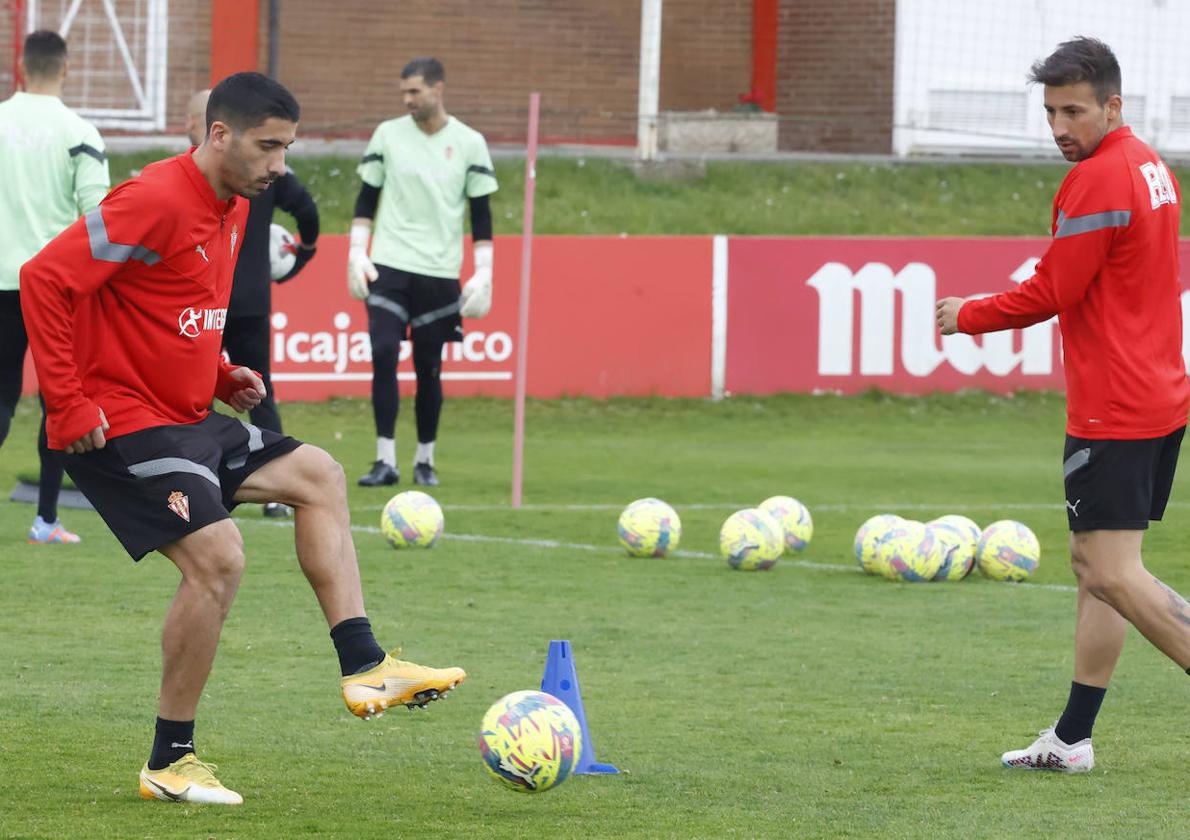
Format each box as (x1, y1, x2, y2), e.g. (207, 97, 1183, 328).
(478, 690, 583, 793)
(720, 508, 784, 571)
(617, 497, 681, 557)
(759, 495, 813, 552)
(380, 490, 444, 549)
(976, 520, 1040, 581)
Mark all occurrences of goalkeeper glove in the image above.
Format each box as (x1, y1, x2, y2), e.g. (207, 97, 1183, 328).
(347, 224, 378, 300)
(460, 241, 493, 318)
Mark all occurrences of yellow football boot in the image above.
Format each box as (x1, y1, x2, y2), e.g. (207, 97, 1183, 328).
(340, 652, 466, 718)
(138, 754, 243, 805)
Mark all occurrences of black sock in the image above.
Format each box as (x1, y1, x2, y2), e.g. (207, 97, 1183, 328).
(148, 717, 195, 771)
(1054, 681, 1107, 745)
(330, 617, 386, 677)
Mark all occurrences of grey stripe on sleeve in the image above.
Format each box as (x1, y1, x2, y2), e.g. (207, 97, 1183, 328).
(1054, 209, 1131, 239)
(467, 164, 495, 177)
(85, 208, 161, 265)
(410, 300, 461, 327)
(69, 143, 107, 162)
(1063, 447, 1091, 479)
(360, 153, 383, 165)
(127, 457, 221, 488)
(366, 294, 410, 322)
(225, 421, 265, 470)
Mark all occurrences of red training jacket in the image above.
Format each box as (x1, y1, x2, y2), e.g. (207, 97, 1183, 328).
(20, 151, 250, 450)
(958, 126, 1189, 439)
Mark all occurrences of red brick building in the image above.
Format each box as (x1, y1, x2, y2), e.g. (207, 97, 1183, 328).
(0, 1, 896, 153)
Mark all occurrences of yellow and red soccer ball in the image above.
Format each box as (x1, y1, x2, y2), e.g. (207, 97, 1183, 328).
(478, 690, 583, 793)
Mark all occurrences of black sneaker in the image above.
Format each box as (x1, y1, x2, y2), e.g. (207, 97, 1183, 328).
(358, 460, 399, 487)
(262, 502, 293, 518)
(412, 462, 439, 486)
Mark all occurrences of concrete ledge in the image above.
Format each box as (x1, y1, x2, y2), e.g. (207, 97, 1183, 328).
(660, 110, 779, 154)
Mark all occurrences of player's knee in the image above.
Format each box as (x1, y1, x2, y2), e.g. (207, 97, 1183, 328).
(180, 528, 245, 601)
(369, 332, 401, 367)
(293, 445, 347, 504)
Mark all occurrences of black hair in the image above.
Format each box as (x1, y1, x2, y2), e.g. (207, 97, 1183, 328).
(23, 30, 67, 80)
(206, 71, 300, 133)
(1029, 37, 1121, 105)
(401, 57, 445, 85)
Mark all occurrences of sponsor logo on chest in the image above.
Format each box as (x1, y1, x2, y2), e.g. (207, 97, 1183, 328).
(178, 306, 228, 338)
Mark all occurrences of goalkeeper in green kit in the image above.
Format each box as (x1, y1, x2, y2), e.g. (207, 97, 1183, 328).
(348, 57, 498, 488)
(0, 31, 110, 543)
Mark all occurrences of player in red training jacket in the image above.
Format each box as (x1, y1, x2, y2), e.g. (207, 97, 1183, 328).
(937, 38, 1190, 773)
(20, 72, 465, 805)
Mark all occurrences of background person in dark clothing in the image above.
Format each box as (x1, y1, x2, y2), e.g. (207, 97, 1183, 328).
(187, 89, 319, 517)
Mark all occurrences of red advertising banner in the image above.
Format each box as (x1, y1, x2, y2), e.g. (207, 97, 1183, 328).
(725, 237, 1190, 395)
(268, 234, 713, 400)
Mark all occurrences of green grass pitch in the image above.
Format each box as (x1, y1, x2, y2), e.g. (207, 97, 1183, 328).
(1, 392, 1187, 838)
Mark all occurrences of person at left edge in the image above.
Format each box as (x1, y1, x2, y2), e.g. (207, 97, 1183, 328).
(186, 88, 319, 519)
(0, 30, 110, 544)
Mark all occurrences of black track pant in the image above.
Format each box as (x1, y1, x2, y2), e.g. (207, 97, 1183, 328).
(222, 314, 283, 434)
(0, 291, 64, 522)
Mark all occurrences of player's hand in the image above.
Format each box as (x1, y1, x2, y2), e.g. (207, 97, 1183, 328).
(277, 243, 315, 283)
(65, 407, 109, 454)
(460, 241, 493, 318)
(936, 297, 965, 335)
(347, 250, 377, 300)
(224, 367, 266, 412)
(347, 223, 378, 300)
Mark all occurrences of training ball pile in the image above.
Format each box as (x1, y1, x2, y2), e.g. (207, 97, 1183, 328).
(478, 690, 583, 793)
(618, 497, 682, 557)
(380, 490, 444, 549)
(852, 513, 1037, 583)
(720, 508, 785, 571)
(976, 520, 1040, 581)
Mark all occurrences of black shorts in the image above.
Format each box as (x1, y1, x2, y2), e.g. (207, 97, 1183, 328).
(1063, 427, 1185, 531)
(367, 264, 463, 344)
(58, 412, 302, 560)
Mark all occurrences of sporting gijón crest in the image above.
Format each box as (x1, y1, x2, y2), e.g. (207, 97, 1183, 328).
(167, 490, 191, 522)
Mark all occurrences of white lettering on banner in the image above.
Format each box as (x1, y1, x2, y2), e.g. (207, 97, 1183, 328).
(270, 311, 514, 373)
(807, 260, 1055, 377)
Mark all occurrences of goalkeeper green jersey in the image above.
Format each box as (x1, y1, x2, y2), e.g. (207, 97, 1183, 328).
(0, 91, 110, 291)
(357, 114, 497, 279)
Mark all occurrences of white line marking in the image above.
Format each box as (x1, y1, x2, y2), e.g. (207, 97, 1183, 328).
(237, 518, 1077, 593)
(271, 371, 512, 382)
(351, 499, 1152, 514)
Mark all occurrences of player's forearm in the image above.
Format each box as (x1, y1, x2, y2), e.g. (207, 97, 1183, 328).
(18, 263, 100, 447)
(957, 295, 1055, 334)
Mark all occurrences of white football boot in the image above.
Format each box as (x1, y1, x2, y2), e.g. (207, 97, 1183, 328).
(1001, 726, 1094, 772)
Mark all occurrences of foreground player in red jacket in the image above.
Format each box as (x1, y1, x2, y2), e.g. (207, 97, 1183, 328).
(937, 38, 1190, 773)
(20, 72, 465, 805)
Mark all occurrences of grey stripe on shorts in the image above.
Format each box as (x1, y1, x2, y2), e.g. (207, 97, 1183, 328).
(127, 457, 220, 488)
(1063, 447, 1091, 478)
(366, 294, 410, 322)
(225, 421, 265, 470)
(410, 300, 461, 327)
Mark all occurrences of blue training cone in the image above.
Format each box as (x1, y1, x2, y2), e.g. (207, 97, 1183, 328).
(540, 640, 619, 775)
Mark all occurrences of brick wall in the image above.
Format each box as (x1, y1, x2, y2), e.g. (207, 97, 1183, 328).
(776, 0, 896, 153)
(3, 1, 897, 152)
(262, 0, 753, 143)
